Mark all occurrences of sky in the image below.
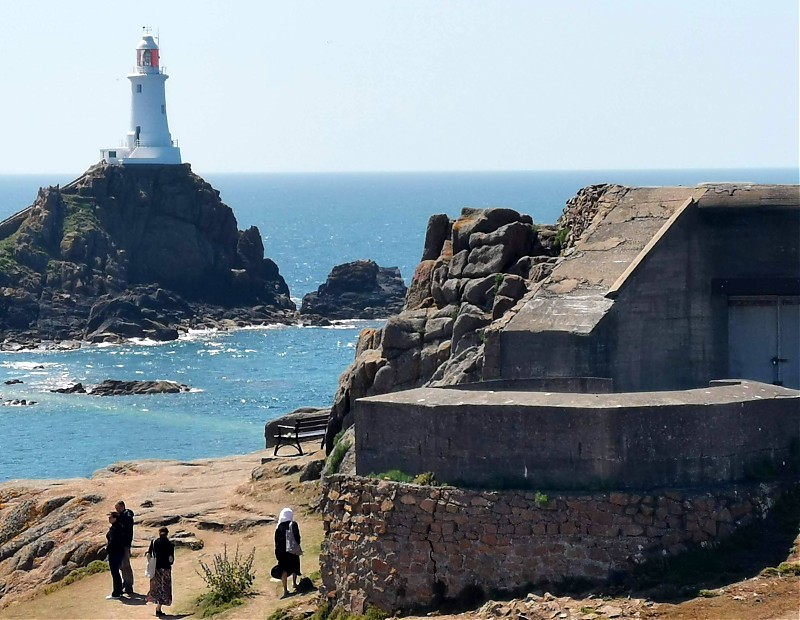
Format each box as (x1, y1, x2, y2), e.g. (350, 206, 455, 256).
(1, 0, 798, 175)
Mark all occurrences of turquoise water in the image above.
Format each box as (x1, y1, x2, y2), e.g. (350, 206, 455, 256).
(0, 169, 796, 480)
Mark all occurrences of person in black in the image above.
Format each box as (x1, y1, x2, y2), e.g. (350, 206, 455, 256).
(115, 500, 135, 595)
(105, 512, 125, 600)
(274, 507, 301, 598)
(146, 526, 175, 616)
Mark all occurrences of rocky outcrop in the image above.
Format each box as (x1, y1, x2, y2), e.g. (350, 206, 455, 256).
(52, 380, 191, 396)
(323, 205, 566, 449)
(0, 163, 295, 347)
(322, 187, 618, 449)
(300, 260, 407, 320)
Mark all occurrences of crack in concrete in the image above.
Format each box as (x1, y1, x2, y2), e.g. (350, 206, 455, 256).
(427, 503, 440, 594)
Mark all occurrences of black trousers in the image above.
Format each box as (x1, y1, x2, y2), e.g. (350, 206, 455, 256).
(108, 551, 124, 596)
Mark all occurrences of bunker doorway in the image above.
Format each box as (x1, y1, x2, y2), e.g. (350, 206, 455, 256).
(728, 296, 800, 389)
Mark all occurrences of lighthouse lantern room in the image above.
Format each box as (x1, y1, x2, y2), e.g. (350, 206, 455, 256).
(101, 29, 182, 165)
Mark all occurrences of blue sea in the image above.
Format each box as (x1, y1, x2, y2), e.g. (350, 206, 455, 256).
(0, 168, 796, 481)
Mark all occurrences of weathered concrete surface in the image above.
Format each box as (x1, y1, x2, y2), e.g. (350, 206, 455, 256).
(354, 380, 800, 489)
(488, 184, 800, 390)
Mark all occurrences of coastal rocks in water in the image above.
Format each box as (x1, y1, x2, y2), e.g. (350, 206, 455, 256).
(51, 380, 190, 396)
(4, 379, 23, 385)
(300, 260, 407, 320)
(2, 399, 37, 406)
(322, 193, 613, 449)
(0, 162, 295, 347)
(90, 380, 190, 396)
(51, 382, 86, 394)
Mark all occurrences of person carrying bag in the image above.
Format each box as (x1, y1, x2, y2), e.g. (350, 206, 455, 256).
(274, 507, 302, 598)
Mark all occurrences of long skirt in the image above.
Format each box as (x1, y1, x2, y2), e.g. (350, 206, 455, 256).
(147, 568, 173, 606)
(276, 551, 301, 577)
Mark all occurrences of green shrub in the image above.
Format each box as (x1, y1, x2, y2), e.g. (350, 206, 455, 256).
(534, 492, 548, 507)
(412, 471, 439, 486)
(554, 227, 569, 249)
(195, 545, 255, 617)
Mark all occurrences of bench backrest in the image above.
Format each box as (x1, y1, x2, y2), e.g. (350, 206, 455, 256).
(294, 415, 329, 432)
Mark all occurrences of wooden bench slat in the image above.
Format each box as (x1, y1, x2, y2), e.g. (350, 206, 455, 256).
(272, 414, 330, 456)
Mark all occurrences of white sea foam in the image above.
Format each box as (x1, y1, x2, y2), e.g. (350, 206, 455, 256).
(0, 361, 58, 370)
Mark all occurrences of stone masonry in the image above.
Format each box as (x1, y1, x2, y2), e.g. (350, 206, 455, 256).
(319, 475, 786, 613)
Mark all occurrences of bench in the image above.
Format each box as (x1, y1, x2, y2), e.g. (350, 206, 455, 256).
(272, 413, 329, 456)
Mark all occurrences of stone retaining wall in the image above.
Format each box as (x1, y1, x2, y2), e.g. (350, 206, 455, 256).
(319, 475, 785, 613)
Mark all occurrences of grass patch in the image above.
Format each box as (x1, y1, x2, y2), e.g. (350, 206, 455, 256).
(0, 234, 19, 274)
(554, 227, 570, 250)
(367, 470, 440, 485)
(698, 589, 719, 598)
(777, 561, 800, 576)
(534, 492, 548, 507)
(307, 603, 389, 620)
(195, 593, 244, 618)
(43, 560, 108, 594)
(62, 196, 101, 237)
(325, 436, 351, 475)
(370, 469, 413, 483)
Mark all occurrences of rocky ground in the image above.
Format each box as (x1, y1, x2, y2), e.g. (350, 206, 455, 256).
(0, 448, 326, 618)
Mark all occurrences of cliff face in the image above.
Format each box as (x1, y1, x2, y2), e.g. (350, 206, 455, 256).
(0, 163, 294, 345)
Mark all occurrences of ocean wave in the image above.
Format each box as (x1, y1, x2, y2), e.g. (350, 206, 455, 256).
(0, 360, 58, 371)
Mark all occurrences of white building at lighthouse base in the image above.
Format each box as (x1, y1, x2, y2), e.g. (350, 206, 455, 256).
(101, 31, 182, 165)
(101, 144, 182, 165)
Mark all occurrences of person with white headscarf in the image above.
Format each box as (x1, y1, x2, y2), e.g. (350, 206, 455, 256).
(274, 507, 302, 598)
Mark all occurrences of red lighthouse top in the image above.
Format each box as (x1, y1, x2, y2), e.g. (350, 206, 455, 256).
(136, 34, 160, 71)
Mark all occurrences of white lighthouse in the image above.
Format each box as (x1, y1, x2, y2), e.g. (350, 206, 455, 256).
(101, 30, 182, 165)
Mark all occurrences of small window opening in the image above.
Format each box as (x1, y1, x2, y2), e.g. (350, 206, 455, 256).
(161, 104, 166, 114)
(136, 84, 142, 93)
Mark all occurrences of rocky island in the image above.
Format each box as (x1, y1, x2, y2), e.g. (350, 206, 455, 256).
(300, 259, 407, 322)
(0, 163, 295, 348)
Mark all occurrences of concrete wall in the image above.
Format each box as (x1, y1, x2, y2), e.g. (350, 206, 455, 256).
(492, 202, 800, 392)
(320, 475, 786, 613)
(605, 205, 800, 391)
(354, 382, 799, 489)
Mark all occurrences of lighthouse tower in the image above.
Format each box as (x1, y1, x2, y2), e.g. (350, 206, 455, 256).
(101, 30, 182, 165)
